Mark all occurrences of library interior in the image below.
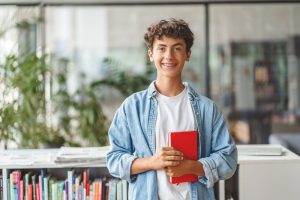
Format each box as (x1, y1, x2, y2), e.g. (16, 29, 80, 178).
(0, 0, 300, 200)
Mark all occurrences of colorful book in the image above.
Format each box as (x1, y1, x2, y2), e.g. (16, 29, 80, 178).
(35, 184, 40, 200)
(20, 180, 24, 200)
(0, 175, 2, 200)
(38, 175, 42, 200)
(32, 175, 36, 200)
(43, 177, 49, 200)
(121, 180, 127, 200)
(169, 130, 198, 184)
(116, 180, 122, 200)
(108, 179, 117, 200)
(51, 183, 57, 200)
(7, 178, 10, 200)
(67, 170, 74, 200)
(27, 184, 33, 200)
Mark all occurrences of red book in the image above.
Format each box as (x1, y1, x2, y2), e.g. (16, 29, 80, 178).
(35, 184, 40, 200)
(20, 180, 24, 200)
(169, 130, 198, 184)
(28, 184, 33, 200)
(86, 182, 90, 197)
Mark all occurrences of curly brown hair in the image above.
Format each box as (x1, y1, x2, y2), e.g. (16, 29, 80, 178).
(144, 18, 194, 52)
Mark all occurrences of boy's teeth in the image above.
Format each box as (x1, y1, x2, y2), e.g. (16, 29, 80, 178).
(163, 64, 175, 67)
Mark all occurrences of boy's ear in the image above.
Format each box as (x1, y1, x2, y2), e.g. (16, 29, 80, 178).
(186, 50, 191, 61)
(148, 49, 154, 62)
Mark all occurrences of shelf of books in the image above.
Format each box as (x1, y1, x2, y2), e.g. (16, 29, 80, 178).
(0, 147, 126, 200)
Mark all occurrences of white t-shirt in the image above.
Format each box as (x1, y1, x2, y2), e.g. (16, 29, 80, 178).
(155, 86, 196, 200)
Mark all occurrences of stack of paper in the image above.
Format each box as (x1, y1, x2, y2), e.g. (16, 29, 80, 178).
(0, 150, 52, 166)
(237, 145, 283, 156)
(54, 146, 109, 165)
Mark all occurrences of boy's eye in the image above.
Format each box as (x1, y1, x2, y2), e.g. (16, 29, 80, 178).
(157, 47, 165, 52)
(174, 47, 182, 51)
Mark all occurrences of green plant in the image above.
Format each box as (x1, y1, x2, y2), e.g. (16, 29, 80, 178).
(91, 57, 154, 96)
(52, 59, 109, 146)
(0, 53, 64, 148)
(0, 13, 154, 148)
(52, 56, 154, 147)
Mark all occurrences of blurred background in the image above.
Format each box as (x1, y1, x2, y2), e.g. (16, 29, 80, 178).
(0, 0, 300, 154)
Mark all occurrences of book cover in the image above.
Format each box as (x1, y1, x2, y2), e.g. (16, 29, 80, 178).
(20, 180, 24, 200)
(67, 170, 74, 200)
(38, 175, 42, 200)
(10, 173, 13, 200)
(108, 179, 117, 200)
(116, 180, 122, 200)
(121, 179, 127, 200)
(27, 184, 33, 200)
(24, 173, 31, 200)
(169, 130, 198, 184)
(51, 183, 57, 200)
(43, 177, 48, 200)
(57, 181, 64, 200)
(31, 175, 36, 200)
(35, 184, 40, 200)
(7, 178, 10, 200)
(0, 175, 2, 200)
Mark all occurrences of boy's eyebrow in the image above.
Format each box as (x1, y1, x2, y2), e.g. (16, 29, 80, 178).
(157, 42, 184, 47)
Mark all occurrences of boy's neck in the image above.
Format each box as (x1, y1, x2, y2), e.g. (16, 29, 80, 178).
(155, 77, 185, 97)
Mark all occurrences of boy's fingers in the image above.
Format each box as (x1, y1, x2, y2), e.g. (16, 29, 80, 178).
(165, 155, 183, 161)
(161, 146, 175, 151)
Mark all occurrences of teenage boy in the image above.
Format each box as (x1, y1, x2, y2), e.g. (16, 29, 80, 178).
(106, 18, 237, 200)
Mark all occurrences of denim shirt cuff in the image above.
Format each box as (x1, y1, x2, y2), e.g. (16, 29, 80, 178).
(198, 158, 218, 188)
(125, 155, 138, 183)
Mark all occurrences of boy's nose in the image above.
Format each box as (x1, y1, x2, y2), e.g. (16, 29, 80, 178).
(165, 49, 174, 59)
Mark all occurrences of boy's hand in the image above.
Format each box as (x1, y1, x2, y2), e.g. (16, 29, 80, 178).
(150, 147, 183, 170)
(165, 159, 205, 177)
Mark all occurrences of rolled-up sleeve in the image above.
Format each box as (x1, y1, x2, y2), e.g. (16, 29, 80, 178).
(198, 104, 238, 188)
(106, 106, 138, 183)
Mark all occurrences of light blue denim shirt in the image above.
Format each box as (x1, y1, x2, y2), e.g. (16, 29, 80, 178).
(106, 82, 237, 200)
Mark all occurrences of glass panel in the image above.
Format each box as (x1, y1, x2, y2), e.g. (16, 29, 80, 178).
(0, 6, 40, 148)
(45, 5, 205, 119)
(210, 4, 300, 114)
(0, 6, 39, 60)
(210, 4, 300, 145)
(45, 5, 205, 146)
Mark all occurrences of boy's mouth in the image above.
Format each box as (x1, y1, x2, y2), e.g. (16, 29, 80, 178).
(162, 63, 177, 68)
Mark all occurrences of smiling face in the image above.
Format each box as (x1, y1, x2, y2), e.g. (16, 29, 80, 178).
(148, 36, 191, 81)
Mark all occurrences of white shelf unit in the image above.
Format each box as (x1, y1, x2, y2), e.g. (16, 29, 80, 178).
(0, 148, 110, 200)
(219, 145, 300, 200)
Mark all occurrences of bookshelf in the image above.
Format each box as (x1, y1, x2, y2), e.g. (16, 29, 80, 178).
(0, 148, 116, 200)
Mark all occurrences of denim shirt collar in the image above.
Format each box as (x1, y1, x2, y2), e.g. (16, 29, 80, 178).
(147, 81, 200, 101)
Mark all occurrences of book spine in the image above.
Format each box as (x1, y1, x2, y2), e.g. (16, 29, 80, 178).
(64, 180, 68, 200)
(108, 179, 116, 200)
(35, 184, 40, 200)
(10, 173, 14, 200)
(32, 175, 36, 200)
(117, 180, 122, 200)
(27, 184, 32, 200)
(67, 170, 73, 200)
(0, 175, 2, 200)
(20, 180, 24, 200)
(86, 182, 90, 199)
(51, 183, 57, 200)
(7, 178, 10, 200)
(98, 181, 102, 200)
(93, 182, 97, 200)
(38, 176, 42, 200)
(24, 174, 29, 200)
(43, 178, 48, 200)
(122, 180, 127, 200)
